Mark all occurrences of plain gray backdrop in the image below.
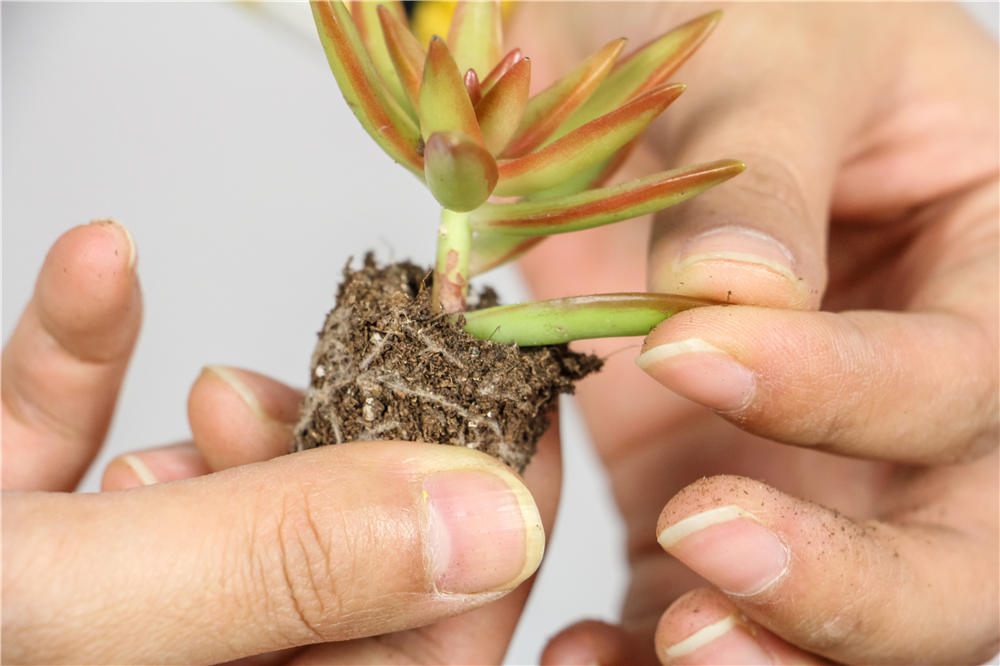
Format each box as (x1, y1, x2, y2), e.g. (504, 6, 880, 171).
(3, 3, 997, 665)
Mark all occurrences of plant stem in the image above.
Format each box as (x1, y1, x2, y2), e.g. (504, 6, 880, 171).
(432, 208, 472, 312)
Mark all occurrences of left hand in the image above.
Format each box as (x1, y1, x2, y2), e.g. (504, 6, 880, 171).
(2, 221, 560, 665)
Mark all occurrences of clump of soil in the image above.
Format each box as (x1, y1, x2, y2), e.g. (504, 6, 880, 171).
(292, 255, 602, 472)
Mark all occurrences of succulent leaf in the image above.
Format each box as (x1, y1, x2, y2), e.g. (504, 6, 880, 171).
(473, 160, 745, 236)
(502, 38, 626, 159)
(311, 0, 424, 176)
(558, 11, 721, 138)
(424, 131, 498, 211)
(447, 1, 503, 82)
(479, 48, 524, 94)
(462, 293, 715, 346)
(494, 83, 685, 197)
(475, 58, 531, 156)
(377, 4, 427, 111)
(419, 37, 485, 145)
(349, 1, 414, 117)
(464, 68, 482, 105)
(469, 232, 544, 276)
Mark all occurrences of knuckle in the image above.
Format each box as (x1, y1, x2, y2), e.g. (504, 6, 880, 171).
(238, 486, 350, 642)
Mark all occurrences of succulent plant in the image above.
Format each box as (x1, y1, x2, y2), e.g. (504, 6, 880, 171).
(311, 0, 744, 345)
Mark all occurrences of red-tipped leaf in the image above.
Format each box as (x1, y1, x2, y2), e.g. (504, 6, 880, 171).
(447, 1, 503, 81)
(424, 131, 498, 211)
(464, 68, 482, 106)
(494, 83, 685, 197)
(311, 0, 423, 176)
(479, 48, 523, 94)
(349, 1, 413, 116)
(419, 37, 485, 145)
(377, 4, 426, 112)
(560, 11, 721, 136)
(502, 38, 626, 158)
(473, 160, 745, 235)
(475, 58, 531, 156)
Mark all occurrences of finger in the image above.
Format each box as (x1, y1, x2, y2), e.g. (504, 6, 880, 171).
(2, 441, 545, 665)
(188, 365, 302, 470)
(655, 588, 828, 665)
(541, 620, 641, 666)
(266, 418, 564, 666)
(189, 368, 566, 664)
(101, 442, 211, 490)
(2, 220, 142, 491)
(655, 470, 1000, 665)
(643, 5, 889, 310)
(636, 303, 997, 464)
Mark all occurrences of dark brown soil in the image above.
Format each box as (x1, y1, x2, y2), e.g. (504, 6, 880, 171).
(292, 256, 602, 472)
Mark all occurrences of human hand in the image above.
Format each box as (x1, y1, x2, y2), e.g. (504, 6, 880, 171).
(2, 222, 555, 664)
(510, 3, 998, 664)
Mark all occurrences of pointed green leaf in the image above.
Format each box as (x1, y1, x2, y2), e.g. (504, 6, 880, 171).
(447, 0, 502, 81)
(420, 37, 485, 145)
(502, 38, 626, 159)
(377, 4, 426, 112)
(311, 0, 423, 176)
(525, 13, 723, 198)
(494, 83, 685, 197)
(473, 160, 745, 236)
(476, 58, 531, 156)
(424, 131, 498, 211)
(349, 1, 414, 117)
(462, 293, 716, 346)
(479, 48, 524, 94)
(469, 232, 544, 276)
(558, 11, 721, 138)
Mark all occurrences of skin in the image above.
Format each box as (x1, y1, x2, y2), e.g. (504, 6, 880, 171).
(511, 3, 998, 664)
(2, 3, 997, 665)
(1, 222, 559, 664)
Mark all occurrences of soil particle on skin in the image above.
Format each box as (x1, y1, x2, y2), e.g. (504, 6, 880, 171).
(292, 255, 602, 472)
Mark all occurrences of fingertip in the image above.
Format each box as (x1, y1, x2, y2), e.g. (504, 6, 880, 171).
(188, 366, 301, 470)
(656, 589, 825, 665)
(541, 620, 638, 666)
(648, 224, 818, 310)
(35, 220, 141, 360)
(102, 443, 211, 491)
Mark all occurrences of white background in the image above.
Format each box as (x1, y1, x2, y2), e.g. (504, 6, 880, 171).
(3, 3, 997, 664)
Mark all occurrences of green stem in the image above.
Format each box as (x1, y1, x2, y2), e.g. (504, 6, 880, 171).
(432, 208, 472, 312)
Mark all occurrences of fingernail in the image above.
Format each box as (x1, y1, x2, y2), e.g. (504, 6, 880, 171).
(203, 366, 299, 426)
(121, 454, 158, 486)
(663, 615, 772, 665)
(676, 226, 796, 283)
(636, 339, 755, 412)
(93, 218, 137, 271)
(658, 506, 788, 596)
(424, 468, 544, 594)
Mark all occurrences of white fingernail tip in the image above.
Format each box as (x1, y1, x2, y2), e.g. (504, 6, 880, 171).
(635, 338, 730, 371)
(678, 250, 798, 283)
(657, 505, 757, 549)
(205, 365, 277, 425)
(663, 615, 738, 660)
(122, 454, 158, 486)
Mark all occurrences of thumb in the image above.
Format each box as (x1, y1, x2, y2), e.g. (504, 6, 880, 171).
(644, 6, 880, 310)
(2, 443, 544, 665)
